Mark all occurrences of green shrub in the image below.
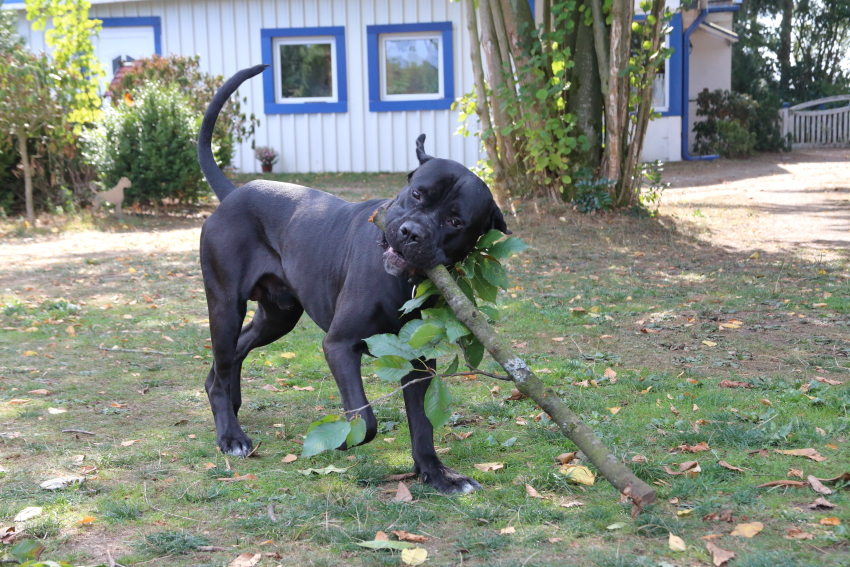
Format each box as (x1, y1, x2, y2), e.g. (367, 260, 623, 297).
(108, 54, 258, 170)
(692, 89, 759, 158)
(85, 82, 207, 205)
(571, 168, 614, 213)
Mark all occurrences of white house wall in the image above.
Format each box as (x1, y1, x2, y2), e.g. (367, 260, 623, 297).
(14, 0, 483, 174)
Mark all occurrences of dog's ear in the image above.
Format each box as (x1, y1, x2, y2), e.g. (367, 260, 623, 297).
(415, 134, 432, 165)
(488, 203, 511, 235)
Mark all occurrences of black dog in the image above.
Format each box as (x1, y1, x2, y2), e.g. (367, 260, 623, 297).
(197, 65, 508, 493)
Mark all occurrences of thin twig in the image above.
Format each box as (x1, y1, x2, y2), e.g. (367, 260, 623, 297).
(97, 344, 169, 355)
(345, 375, 434, 416)
(459, 340, 511, 380)
(62, 429, 96, 435)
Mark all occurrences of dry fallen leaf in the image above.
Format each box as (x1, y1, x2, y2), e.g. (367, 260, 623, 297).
(78, 515, 95, 524)
(292, 385, 315, 391)
(808, 497, 835, 510)
(227, 553, 261, 567)
(394, 482, 413, 502)
(281, 454, 298, 463)
(392, 530, 428, 543)
(400, 547, 427, 566)
(608, 406, 621, 415)
(385, 472, 417, 482)
(13, 507, 43, 522)
(474, 462, 505, 473)
(556, 452, 577, 465)
(820, 517, 841, 526)
(788, 468, 804, 478)
(808, 475, 833, 495)
(632, 454, 648, 463)
(260, 384, 280, 392)
(706, 540, 736, 567)
(374, 531, 389, 541)
(817, 472, 850, 483)
(784, 527, 814, 540)
(558, 465, 595, 485)
(499, 526, 515, 535)
(664, 461, 701, 476)
(668, 533, 687, 552)
(505, 388, 526, 401)
(525, 484, 545, 499)
(548, 537, 563, 543)
(718, 460, 744, 472)
(731, 521, 763, 538)
(719, 379, 752, 389)
(813, 376, 842, 385)
(774, 448, 826, 462)
(757, 480, 806, 488)
(603, 368, 617, 380)
(28, 389, 50, 396)
(671, 442, 709, 453)
(120, 439, 140, 447)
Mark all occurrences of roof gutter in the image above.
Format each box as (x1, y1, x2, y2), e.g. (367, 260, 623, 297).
(681, 4, 740, 161)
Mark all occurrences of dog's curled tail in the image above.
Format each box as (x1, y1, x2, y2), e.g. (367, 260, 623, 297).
(198, 64, 268, 202)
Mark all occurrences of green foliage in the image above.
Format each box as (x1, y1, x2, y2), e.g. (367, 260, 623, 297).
(84, 83, 207, 205)
(108, 54, 259, 170)
(571, 168, 614, 213)
(303, 230, 527, 456)
(26, 0, 103, 128)
(141, 531, 210, 555)
(692, 89, 759, 158)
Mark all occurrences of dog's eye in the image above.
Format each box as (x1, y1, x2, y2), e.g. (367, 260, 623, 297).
(411, 190, 421, 200)
(447, 219, 462, 228)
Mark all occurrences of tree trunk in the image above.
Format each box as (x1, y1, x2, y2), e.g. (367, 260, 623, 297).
(603, 0, 627, 183)
(567, 15, 603, 181)
(778, 0, 794, 91)
(589, 0, 609, 99)
(17, 129, 34, 224)
(465, 0, 508, 206)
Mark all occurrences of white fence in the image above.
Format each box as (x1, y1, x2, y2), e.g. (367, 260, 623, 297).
(780, 95, 850, 148)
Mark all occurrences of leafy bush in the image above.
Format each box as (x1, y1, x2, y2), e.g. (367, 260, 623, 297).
(571, 168, 614, 213)
(108, 54, 258, 170)
(85, 82, 206, 205)
(692, 89, 759, 158)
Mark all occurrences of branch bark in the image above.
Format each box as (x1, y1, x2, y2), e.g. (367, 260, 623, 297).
(372, 208, 657, 513)
(17, 129, 34, 224)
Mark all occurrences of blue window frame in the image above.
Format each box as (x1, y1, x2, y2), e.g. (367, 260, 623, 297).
(366, 22, 454, 112)
(99, 17, 162, 56)
(633, 13, 682, 117)
(260, 26, 348, 114)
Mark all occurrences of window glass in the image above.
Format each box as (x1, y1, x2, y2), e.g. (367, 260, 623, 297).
(384, 37, 440, 96)
(274, 38, 335, 102)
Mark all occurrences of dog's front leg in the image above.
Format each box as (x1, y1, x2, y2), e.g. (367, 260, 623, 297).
(402, 360, 481, 494)
(322, 335, 378, 447)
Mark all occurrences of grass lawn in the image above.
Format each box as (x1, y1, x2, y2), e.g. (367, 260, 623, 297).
(0, 174, 848, 567)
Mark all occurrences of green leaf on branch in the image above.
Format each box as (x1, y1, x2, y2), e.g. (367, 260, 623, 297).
(11, 540, 45, 563)
(424, 375, 452, 429)
(445, 355, 459, 375)
(489, 237, 528, 260)
(400, 280, 440, 314)
(408, 323, 446, 349)
(474, 230, 504, 251)
(462, 336, 485, 368)
(346, 416, 367, 448)
(479, 305, 500, 322)
(456, 276, 477, 303)
(471, 266, 498, 304)
(303, 415, 351, 457)
(444, 318, 470, 342)
(373, 355, 415, 381)
(365, 334, 418, 360)
(479, 257, 509, 290)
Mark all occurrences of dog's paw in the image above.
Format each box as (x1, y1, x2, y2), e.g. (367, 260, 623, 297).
(218, 432, 253, 457)
(420, 466, 482, 494)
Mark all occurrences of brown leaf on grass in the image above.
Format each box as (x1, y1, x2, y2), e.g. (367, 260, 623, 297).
(204, 462, 216, 470)
(706, 541, 735, 567)
(820, 517, 841, 526)
(808, 475, 833, 495)
(664, 461, 701, 476)
(453, 431, 473, 440)
(807, 497, 835, 510)
(292, 385, 315, 391)
(8, 399, 30, 405)
(499, 526, 515, 535)
(281, 454, 297, 463)
(718, 461, 745, 472)
(394, 482, 413, 502)
(28, 389, 50, 396)
(558, 500, 584, 508)
(505, 388, 526, 401)
(490, 386, 501, 396)
(699, 534, 723, 540)
(813, 376, 842, 385)
(731, 521, 763, 538)
(756, 480, 806, 488)
(474, 462, 504, 473)
(392, 530, 428, 543)
(385, 472, 416, 482)
(603, 368, 617, 381)
(556, 452, 577, 465)
(784, 527, 814, 540)
(0, 526, 18, 544)
(788, 468, 804, 478)
(747, 449, 769, 457)
(548, 537, 563, 543)
(719, 380, 752, 389)
(774, 448, 826, 462)
(671, 442, 709, 454)
(218, 473, 257, 482)
(120, 439, 140, 447)
(817, 472, 850, 483)
(632, 454, 648, 463)
(227, 553, 260, 567)
(374, 531, 389, 541)
(668, 533, 687, 551)
(260, 384, 281, 392)
(525, 484, 545, 499)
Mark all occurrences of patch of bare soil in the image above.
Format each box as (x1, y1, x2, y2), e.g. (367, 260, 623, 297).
(661, 148, 850, 259)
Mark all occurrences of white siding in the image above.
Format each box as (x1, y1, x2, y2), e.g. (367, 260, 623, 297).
(13, 0, 481, 174)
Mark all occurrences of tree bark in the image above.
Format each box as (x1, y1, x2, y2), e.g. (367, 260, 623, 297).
(589, 0, 610, 98)
(372, 207, 657, 513)
(778, 0, 794, 91)
(17, 129, 34, 224)
(465, 0, 508, 206)
(603, 0, 627, 184)
(567, 13, 603, 178)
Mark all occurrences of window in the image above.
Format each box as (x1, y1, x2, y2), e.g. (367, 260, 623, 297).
(261, 27, 347, 114)
(367, 23, 454, 112)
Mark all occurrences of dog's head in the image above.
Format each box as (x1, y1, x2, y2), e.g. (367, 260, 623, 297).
(382, 134, 509, 278)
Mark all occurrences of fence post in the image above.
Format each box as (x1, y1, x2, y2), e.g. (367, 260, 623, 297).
(780, 102, 790, 141)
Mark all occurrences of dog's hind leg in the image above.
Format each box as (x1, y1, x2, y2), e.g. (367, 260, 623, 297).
(402, 360, 481, 494)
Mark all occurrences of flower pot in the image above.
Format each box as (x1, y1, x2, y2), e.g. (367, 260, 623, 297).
(261, 163, 273, 173)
